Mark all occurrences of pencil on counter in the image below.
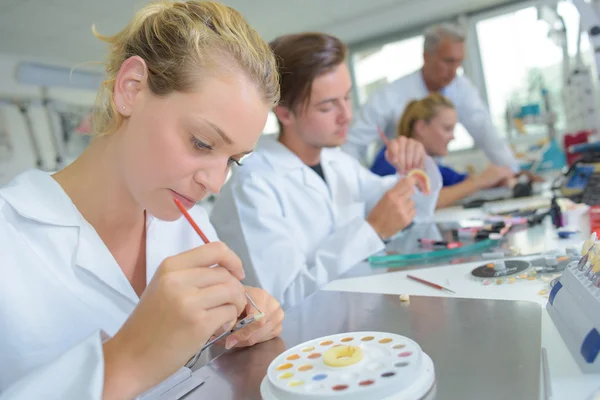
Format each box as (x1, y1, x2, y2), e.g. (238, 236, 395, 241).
(407, 274, 456, 294)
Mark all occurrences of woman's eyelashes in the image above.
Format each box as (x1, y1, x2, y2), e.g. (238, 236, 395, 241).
(190, 135, 243, 167)
(228, 158, 242, 167)
(190, 135, 213, 151)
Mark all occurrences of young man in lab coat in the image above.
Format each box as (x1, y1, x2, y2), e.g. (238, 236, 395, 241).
(211, 33, 442, 310)
(343, 23, 519, 172)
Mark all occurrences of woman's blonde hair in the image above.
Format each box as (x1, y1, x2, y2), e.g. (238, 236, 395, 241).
(397, 93, 454, 138)
(92, 0, 280, 136)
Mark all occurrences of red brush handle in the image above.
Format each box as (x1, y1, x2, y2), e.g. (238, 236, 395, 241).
(174, 198, 210, 244)
(377, 125, 390, 146)
(407, 274, 445, 291)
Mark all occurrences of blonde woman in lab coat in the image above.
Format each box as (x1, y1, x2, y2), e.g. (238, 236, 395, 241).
(370, 93, 515, 208)
(343, 23, 519, 172)
(211, 33, 442, 310)
(0, 2, 284, 399)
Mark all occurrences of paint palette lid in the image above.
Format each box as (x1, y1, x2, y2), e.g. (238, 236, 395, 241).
(261, 331, 435, 400)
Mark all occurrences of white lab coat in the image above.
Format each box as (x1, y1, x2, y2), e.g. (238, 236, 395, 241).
(0, 333, 104, 400)
(0, 169, 218, 398)
(343, 69, 519, 171)
(210, 135, 441, 310)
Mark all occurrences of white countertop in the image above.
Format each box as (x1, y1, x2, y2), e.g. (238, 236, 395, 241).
(325, 258, 599, 399)
(324, 195, 599, 400)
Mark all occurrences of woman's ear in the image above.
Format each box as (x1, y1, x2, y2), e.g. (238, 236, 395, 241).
(113, 56, 148, 117)
(413, 119, 427, 139)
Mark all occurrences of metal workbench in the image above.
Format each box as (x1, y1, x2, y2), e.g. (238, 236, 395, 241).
(182, 291, 542, 400)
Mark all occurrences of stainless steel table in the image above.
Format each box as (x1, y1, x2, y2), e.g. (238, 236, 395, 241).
(185, 291, 542, 400)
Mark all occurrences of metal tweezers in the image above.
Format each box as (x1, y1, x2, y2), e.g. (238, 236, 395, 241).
(185, 294, 262, 369)
(185, 314, 258, 369)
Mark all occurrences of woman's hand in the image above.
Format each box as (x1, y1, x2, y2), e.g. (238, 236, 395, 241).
(224, 286, 284, 349)
(102, 242, 247, 400)
(474, 165, 515, 189)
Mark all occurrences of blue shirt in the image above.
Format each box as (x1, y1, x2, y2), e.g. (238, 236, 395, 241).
(370, 146, 468, 187)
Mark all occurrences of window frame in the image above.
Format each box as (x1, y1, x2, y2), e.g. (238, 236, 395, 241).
(468, 0, 550, 142)
(345, 0, 541, 152)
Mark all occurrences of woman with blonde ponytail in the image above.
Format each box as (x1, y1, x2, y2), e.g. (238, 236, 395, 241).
(371, 93, 514, 208)
(0, 2, 284, 399)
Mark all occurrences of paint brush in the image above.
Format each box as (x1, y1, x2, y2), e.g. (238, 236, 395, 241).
(174, 198, 261, 314)
(407, 274, 455, 294)
(377, 125, 389, 146)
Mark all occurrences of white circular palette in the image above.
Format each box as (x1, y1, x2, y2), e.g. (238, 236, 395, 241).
(260, 331, 435, 400)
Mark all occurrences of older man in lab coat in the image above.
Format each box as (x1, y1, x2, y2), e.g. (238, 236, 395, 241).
(343, 23, 519, 172)
(211, 33, 442, 310)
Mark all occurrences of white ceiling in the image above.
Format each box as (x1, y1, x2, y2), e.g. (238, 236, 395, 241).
(0, 0, 515, 67)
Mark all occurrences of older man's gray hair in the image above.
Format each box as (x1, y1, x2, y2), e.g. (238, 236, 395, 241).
(423, 23, 466, 53)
